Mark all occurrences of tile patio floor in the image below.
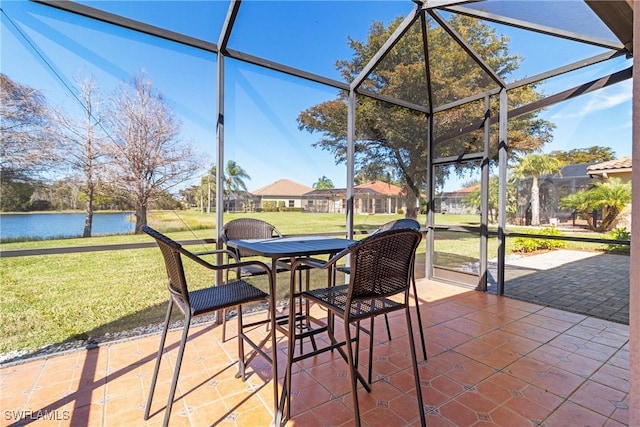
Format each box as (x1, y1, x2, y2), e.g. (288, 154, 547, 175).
(0, 280, 630, 427)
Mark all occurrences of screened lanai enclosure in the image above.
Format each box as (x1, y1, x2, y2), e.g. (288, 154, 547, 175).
(2, 0, 638, 422)
(5, 0, 631, 290)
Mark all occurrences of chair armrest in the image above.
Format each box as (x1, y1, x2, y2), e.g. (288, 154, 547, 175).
(184, 248, 273, 275)
(223, 259, 271, 276)
(194, 248, 240, 263)
(289, 250, 347, 272)
(194, 256, 272, 277)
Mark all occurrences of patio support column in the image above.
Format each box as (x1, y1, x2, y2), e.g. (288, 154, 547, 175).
(214, 1, 239, 325)
(346, 89, 355, 239)
(215, 53, 225, 249)
(215, 1, 240, 249)
(426, 113, 435, 280)
(496, 88, 508, 295)
(478, 95, 490, 292)
(629, 11, 639, 425)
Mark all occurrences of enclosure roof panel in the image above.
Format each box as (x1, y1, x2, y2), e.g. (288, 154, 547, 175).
(450, 0, 622, 46)
(73, 0, 228, 45)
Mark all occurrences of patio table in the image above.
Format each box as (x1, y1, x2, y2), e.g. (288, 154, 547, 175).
(225, 235, 355, 424)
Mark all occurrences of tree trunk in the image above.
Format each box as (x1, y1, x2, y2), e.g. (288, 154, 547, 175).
(531, 176, 540, 226)
(82, 185, 94, 238)
(601, 207, 619, 232)
(135, 201, 147, 234)
(405, 190, 418, 219)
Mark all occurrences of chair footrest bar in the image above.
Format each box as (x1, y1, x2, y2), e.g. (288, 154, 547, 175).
(242, 317, 271, 329)
(239, 332, 273, 367)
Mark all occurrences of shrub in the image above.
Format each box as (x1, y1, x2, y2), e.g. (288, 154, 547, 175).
(513, 226, 566, 253)
(604, 227, 631, 254)
(397, 208, 404, 215)
(261, 201, 278, 212)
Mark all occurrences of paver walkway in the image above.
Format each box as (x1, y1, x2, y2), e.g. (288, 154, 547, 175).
(487, 250, 630, 325)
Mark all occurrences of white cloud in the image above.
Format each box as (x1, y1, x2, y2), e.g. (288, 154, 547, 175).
(550, 79, 632, 121)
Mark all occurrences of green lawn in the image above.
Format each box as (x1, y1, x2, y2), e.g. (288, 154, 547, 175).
(0, 211, 407, 355)
(0, 210, 613, 356)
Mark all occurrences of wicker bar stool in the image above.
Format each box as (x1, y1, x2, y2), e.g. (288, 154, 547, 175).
(220, 218, 287, 341)
(142, 225, 271, 427)
(336, 218, 427, 363)
(279, 229, 426, 427)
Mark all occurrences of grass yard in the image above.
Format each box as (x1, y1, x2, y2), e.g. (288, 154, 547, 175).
(0, 211, 408, 355)
(0, 210, 614, 356)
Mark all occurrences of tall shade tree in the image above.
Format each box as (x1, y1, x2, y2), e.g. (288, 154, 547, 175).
(313, 175, 335, 189)
(0, 74, 58, 210)
(513, 153, 562, 226)
(224, 160, 250, 211)
(54, 76, 108, 237)
(298, 15, 554, 218)
(106, 72, 200, 233)
(549, 146, 616, 164)
(179, 185, 200, 208)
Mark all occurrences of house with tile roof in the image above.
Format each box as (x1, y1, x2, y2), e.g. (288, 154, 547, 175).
(302, 181, 407, 214)
(251, 179, 314, 211)
(587, 156, 632, 182)
(435, 184, 479, 215)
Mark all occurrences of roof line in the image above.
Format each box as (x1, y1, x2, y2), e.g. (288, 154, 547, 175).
(442, 4, 624, 51)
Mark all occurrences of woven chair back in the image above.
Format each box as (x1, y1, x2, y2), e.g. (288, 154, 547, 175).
(222, 218, 282, 257)
(376, 218, 420, 233)
(348, 229, 421, 300)
(142, 225, 191, 313)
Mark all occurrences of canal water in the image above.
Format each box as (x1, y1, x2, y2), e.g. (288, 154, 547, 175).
(0, 212, 135, 240)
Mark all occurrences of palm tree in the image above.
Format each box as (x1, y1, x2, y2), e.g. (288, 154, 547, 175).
(313, 175, 334, 189)
(201, 164, 216, 213)
(224, 160, 250, 211)
(593, 177, 632, 231)
(561, 177, 631, 231)
(513, 154, 562, 226)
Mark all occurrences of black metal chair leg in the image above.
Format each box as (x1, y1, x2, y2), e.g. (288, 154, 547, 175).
(284, 301, 297, 423)
(343, 318, 361, 427)
(222, 308, 228, 342)
(412, 276, 427, 360)
(237, 305, 246, 380)
(144, 300, 173, 420)
(162, 313, 191, 427)
(304, 269, 318, 352)
(405, 305, 426, 426)
(383, 314, 392, 341)
(368, 317, 375, 384)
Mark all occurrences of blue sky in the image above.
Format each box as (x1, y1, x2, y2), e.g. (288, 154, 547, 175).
(2, 0, 632, 193)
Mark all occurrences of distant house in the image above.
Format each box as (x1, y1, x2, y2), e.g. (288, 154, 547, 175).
(435, 185, 479, 215)
(302, 181, 406, 214)
(587, 156, 632, 182)
(354, 181, 406, 214)
(251, 179, 313, 211)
